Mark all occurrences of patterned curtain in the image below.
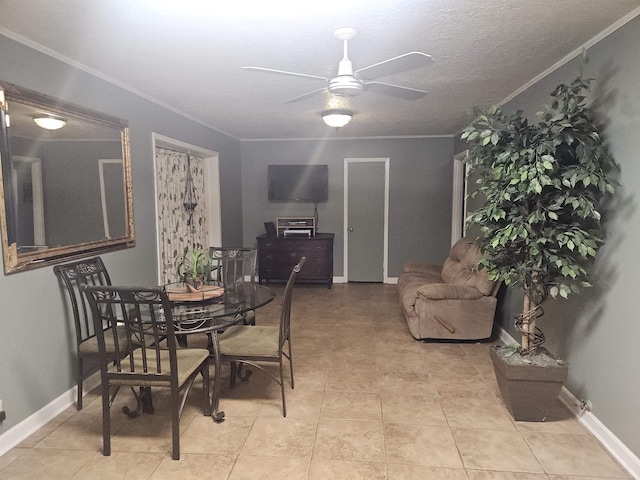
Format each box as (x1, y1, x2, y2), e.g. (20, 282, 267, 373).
(155, 147, 208, 284)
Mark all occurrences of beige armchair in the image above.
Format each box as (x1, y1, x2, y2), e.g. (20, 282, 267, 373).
(397, 237, 500, 340)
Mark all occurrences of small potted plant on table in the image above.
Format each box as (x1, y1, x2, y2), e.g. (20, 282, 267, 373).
(462, 72, 618, 421)
(174, 246, 211, 292)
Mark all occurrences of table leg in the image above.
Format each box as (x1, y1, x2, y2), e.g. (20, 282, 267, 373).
(122, 386, 154, 417)
(141, 387, 154, 413)
(209, 331, 225, 423)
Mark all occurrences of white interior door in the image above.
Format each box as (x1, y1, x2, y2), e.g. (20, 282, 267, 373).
(344, 158, 389, 283)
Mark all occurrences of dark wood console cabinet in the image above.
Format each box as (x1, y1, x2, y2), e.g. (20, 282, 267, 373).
(257, 233, 334, 288)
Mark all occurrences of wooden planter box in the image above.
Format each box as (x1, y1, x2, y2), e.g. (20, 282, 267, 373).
(490, 346, 568, 422)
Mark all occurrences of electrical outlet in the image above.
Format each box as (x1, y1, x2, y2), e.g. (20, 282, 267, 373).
(578, 398, 593, 412)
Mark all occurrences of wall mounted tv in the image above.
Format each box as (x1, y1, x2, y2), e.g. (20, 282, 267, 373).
(268, 164, 328, 202)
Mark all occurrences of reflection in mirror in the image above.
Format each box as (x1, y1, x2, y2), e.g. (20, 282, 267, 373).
(0, 82, 135, 274)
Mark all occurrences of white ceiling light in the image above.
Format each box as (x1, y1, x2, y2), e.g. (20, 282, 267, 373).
(321, 110, 353, 128)
(33, 115, 67, 130)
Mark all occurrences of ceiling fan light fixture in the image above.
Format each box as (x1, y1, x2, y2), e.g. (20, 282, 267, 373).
(33, 115, 67, 130)
(321, 110, 353, 128)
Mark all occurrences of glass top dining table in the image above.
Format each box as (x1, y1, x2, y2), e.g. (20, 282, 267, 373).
(163, 281, 276, 422)
(166, 281, 276, 334)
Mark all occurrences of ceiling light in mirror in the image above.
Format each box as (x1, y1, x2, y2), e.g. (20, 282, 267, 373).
(33, 115, 67, 130)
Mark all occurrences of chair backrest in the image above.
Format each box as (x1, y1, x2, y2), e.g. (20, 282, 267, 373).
(53, 257, 112, 347)
(209, 247, 257, 290)
(279, 257, 306, 347)
(81, 285, 180, 385)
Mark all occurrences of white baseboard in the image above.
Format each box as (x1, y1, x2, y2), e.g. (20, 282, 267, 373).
(329, 276, 399, 284)
(495, 324, 519, 346)
(494, 325, 639, 479)
(559, 388, 640, 479)
(0, 373, 100, 458)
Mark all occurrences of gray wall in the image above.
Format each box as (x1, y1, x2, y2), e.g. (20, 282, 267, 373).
(41, 140, 122, 246)
(460, 16, 640, 457)
(0, 35, 243, 433)
(240, 137, 454, 277)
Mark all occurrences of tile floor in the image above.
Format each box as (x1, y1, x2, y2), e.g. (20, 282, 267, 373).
(0, 283, 631, 479)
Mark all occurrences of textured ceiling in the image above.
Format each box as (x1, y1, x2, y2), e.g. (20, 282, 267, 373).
(1, 0, 639, 140)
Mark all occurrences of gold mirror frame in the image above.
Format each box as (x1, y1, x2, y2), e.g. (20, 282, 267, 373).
(0, 82, 135, 274)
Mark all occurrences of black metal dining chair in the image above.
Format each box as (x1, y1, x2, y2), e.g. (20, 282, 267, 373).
(53, 257, 123, 410)
(214, 257, 305, 418)
(209, 246, 258, 325)
(81, 285, 211, 461)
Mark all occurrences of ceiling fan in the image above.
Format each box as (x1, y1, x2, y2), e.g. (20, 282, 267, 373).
(242, 27, 434, 103)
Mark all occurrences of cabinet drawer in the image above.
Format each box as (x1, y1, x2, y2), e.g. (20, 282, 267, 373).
(258, 243, 277, 254)
(299, 266, 331, 278)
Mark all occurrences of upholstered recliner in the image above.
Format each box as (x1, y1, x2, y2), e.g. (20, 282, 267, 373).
(397, 237, 500, 341)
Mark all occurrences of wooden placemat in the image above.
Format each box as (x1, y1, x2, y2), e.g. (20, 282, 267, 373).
(165, 284, 224, 302)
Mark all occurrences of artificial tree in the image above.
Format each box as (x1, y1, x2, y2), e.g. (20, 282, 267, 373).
(462, 74, 618, 356)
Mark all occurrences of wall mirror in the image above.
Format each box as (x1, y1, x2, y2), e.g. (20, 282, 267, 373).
(0, 81, 135, 274)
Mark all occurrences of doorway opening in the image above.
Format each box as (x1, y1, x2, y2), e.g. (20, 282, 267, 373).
(152, 133, 221, 285)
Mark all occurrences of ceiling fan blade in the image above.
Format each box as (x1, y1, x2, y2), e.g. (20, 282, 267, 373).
(242, 66, 328, 82)
(355, 52, 434, 80)
(285, 88, 327, 103)
(364, 82, 429, 100)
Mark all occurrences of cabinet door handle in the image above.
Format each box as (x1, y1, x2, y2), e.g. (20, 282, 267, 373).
(348, 227, 354, 232)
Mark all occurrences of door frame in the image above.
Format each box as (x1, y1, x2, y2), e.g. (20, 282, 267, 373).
(98, 158, 123, 239)
(451, 150, 468, 245)
(343, 157, 390, 283)
(152, 133, 221, 284)
(12, 155, 45, 246)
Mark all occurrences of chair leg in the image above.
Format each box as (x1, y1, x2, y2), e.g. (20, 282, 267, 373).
(171, 387, 180, 460)
(287, 337, 294, 389)
(101, 380, 111, 456)
(77, 357, 84, 410)
(209, 331, 225, 423)
(279, 359, 287, 417)
(202, 362, 211, 416)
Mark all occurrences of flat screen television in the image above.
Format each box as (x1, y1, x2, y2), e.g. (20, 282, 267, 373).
(268, 164, 328, 202)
